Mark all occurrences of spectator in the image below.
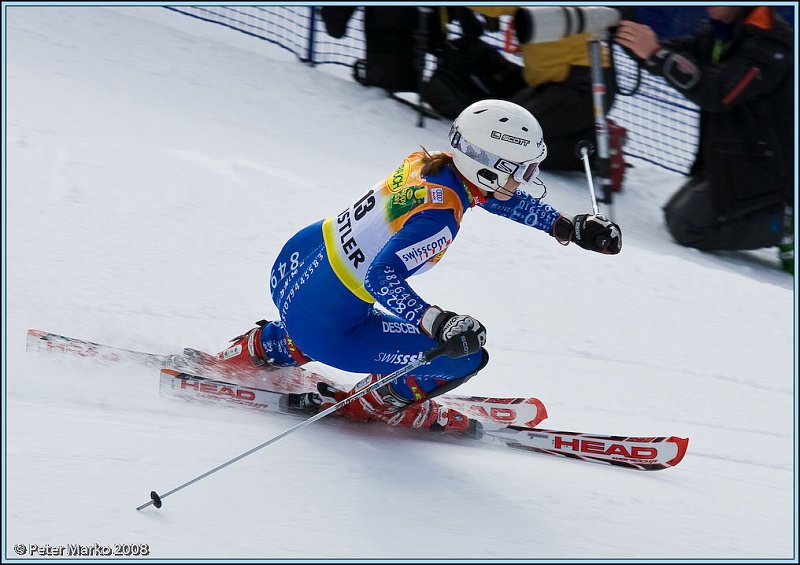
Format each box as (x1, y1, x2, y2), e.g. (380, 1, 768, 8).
(420, 15, 526, 122)
(615, 7, 794, 272)
(469, 7, 629, 192)
(319, 7, 482, 93)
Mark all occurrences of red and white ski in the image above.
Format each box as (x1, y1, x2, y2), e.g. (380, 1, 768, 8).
(478, 425, 688, 471)
(158, 367, 547, 427)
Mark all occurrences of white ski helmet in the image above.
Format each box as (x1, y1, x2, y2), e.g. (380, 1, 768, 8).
(449, 99, 547, 192)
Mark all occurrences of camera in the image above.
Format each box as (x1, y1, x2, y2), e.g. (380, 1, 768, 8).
(514, 7, 621, 43)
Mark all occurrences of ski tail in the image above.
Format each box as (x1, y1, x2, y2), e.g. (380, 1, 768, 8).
(26, 328, 169, 366)
(158, 368, 315, 414)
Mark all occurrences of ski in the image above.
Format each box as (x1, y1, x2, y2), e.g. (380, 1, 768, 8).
(477, 425, 688, 471)
(437, 395, 546, 428)
(167, 351, 548, 427)
(159, 368, 688, 471)
(27, 329, 547, 427)
(159, 367, 547, 428)
(159, 368, 308, 415)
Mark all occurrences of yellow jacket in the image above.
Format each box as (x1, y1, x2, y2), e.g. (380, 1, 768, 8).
(472, 6, 609, 88)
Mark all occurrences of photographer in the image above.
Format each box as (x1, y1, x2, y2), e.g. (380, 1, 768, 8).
(615, 7, 794, 272)
(320, 7, 482, 93)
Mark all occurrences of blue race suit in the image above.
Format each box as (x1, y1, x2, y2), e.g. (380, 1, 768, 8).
(261, 151, 562, 400)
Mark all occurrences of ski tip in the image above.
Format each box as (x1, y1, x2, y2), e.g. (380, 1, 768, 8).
(150, 491, 162, 509)
(526, 398, 548, 427)
(666, 436, 689, 468)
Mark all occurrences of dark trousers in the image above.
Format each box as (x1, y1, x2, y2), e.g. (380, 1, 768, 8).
(512, 66, 615, 172)
(663, 177, 785, 250)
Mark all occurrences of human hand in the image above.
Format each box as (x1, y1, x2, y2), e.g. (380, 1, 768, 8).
(572, 214, 622, 254)
(614, 20, 661, 61)
(420, 306, 487, 351)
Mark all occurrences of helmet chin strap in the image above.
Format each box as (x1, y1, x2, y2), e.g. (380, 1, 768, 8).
(452, 163, 546, 203)
(492, 186, 514, 199)
(492, 175, 547, 201)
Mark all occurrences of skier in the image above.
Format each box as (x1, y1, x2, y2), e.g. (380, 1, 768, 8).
(216, 99, 622, 433)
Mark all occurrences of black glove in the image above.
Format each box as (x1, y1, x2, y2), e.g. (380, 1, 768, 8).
(572, 214, 623, 254)
(420, 306, 487, 353)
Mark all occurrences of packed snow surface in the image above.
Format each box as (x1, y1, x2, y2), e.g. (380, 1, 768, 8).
(5, 6, 796, 561)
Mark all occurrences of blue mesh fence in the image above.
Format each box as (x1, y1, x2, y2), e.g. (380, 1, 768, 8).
(607, 44, 700, 173)
(165, 6, 316, 60)
(163, 6, 790, 176)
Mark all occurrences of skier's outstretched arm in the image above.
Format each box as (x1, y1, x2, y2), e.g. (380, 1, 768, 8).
(480, 189, 622, 254)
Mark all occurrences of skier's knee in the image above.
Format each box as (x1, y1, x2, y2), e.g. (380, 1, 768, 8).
(475, 347, 489, 374)
(426, 348, 489, 399)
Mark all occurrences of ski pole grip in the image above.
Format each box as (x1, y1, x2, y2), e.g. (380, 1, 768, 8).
(425, 331, 483, 362)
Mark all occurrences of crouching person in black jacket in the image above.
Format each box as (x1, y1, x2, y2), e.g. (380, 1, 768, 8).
(616, 7, 794, 272)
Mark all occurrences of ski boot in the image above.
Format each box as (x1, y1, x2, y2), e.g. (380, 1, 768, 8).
(176, 321, 279, 380)
(314, 376, 477, 435)
(286, 388, 325, 415)
(216, 323, 271, 372)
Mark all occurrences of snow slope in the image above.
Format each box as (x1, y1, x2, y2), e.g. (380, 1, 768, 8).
(4, 6, 796, 561)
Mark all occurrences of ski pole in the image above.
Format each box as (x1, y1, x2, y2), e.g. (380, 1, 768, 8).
(577, 141, 602, 217)
(137, 334, 479, 511)
(576, 141, 615, 249)
(587, 37, 613, 207)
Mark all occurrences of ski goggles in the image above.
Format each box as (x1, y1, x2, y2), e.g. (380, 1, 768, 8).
(449, 125, 546, 186)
